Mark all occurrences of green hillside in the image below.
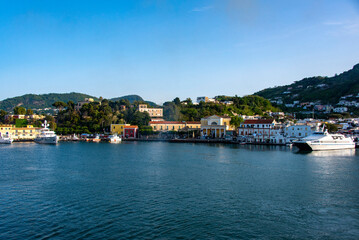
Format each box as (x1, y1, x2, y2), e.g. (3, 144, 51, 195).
(110, 95, 157, 107)
(255, 64, 359, 104)
(110, 95, 144, 103)
(0, 93, 157, 112)
(0, 92, 97, 112)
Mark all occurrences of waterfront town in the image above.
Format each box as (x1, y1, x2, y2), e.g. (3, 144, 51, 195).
(1, 95, 359, 145)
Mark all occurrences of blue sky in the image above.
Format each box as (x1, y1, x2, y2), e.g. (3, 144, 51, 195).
(1, 0, 359, 104)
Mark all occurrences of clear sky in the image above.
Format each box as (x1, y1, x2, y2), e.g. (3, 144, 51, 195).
(1, 0, 359, 104)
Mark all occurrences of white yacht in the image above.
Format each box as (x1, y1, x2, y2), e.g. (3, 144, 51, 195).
(293, 130, 355, 151)
(0, 134, 13, 144)
(108, 134, 122, 143)
(34, 120, 59, 144)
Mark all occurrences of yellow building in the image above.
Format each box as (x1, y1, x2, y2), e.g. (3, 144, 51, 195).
(110, 124, 130, 135)
(149, 121, 201, 132)
(200, 115, 234, 138)
(184, 121, 201, 129)
(0, 125, 13, 137)
(0, 124, 40, 140)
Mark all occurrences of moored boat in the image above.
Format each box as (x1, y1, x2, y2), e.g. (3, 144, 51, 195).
(293, 130, 355, 151)
(72, 134, 80, 141)
(34, 120, 59, 144)
(108, 134, 121, 143)
(92, 135, 101, 143)
(0, 134, 13, 144)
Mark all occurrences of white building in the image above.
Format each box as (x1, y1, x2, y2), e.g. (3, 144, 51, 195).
(334, 107, 348, 113)
(197, 96, 216, 103)
(238, 119, 277, 143)
(284, 125, 315, 141)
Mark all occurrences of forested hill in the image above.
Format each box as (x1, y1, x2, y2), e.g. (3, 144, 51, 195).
(110, 95, 158, 107)
(110, 95, 144, 102)
(255, 63, 359, 104)
(0, 93, 97, 111)
(0, 93, 156, 112)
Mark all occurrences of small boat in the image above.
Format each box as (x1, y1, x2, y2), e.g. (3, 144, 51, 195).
(0, 134, 13, 144)
(293, 130, 355, 151)
(108, 134, 122, 143)
(92, 135, 101, 143)
(34, 120, 59, 144)
(72, 134, 80, 141)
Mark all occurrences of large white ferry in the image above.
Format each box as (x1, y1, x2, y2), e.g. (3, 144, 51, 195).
(293, 130, 355, 151)
(34, 120, 59, 144)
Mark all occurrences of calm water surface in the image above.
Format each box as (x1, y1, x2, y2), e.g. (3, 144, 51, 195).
(1, 142, 359, 239)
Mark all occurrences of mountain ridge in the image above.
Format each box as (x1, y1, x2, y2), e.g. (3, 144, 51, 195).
(254, 63, 359, 105)
(0, 93, 157, 112)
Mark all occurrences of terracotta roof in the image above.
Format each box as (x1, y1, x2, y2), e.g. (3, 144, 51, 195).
(186, 121, 201, 124)
(124, 125, 138, 128)
(243, 119, 275, 124)
(203, 115, 231, 119)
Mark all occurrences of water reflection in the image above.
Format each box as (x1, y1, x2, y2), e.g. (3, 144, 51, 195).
(294, 149, 356, 157)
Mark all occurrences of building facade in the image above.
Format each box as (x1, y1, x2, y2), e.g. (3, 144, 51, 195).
(284, 124, 315, 140)
(200, 115, 233, 138)
(238, 119, 276, 143)
(123, 126, 138, 139)
(0, 124, 40, 140)
(75, 98, 95, 111)
(149, 121, 201, 132)
(110, 124, 130, 135)
(197, 96, 216, 103)
(138, 104, 163, 118)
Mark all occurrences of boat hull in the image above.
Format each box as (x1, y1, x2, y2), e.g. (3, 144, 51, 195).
(293, 141, 355, 151)
(34, 136, 59, 144)
(109, 138, 121, 143)
(0, 139, 13, 144)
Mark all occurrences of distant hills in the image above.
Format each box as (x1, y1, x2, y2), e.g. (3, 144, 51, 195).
(255, 64, 359, 105)
(0, 93, 157, 112)
(110, 95, 144, 103)
(110, 95, 158, 107)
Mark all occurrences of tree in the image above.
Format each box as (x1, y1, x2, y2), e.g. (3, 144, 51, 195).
(13, 106, 26, 115)
(230, 116, 243, 129)
(26, 109, 34, 115)
(185, 98, 193, 105)
(67, 101, 75, 110)
(0, 110, 7, 123)
(131, 111, 150, 127)
(173, 97, 181, 105)
(52, 101, 67, 112)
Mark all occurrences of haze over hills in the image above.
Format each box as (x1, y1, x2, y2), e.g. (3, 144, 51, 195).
(0, 93, 156, 112)
(255, 64, 359, 105)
